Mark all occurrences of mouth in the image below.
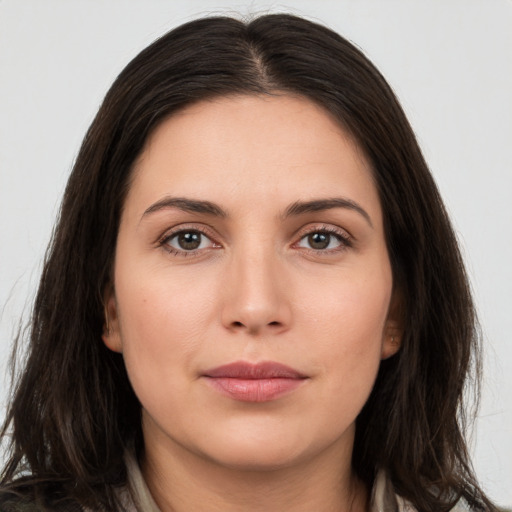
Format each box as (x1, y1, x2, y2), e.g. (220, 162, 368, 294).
(202, 361, 308, 402)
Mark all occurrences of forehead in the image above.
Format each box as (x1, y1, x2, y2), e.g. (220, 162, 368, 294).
(127, 94, 381, 221)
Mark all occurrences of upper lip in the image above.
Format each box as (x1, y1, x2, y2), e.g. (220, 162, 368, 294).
(203, 361, 307, 379)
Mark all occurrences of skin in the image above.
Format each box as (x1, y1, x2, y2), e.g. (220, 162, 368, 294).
(103, 94, 402, 512)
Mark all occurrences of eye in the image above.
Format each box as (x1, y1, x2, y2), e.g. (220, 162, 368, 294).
(296, 229, 350, 252)
(163, 229, 216, 253)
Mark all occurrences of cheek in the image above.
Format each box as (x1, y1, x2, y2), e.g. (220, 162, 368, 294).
(295, 262, 392, 381)
(113, 262, 218, 395)
(118, 258, 217, 332)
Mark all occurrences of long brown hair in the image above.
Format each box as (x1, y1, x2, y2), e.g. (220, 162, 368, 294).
(0, 14, 497, 511)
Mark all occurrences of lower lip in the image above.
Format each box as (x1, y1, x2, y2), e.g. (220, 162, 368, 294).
(204, 377, 305, 402)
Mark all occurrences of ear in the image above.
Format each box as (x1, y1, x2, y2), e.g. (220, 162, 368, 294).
(381, 289, 404, 360)
(101, 284, 123, 353)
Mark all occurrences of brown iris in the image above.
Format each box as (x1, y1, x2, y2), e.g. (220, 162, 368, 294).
(307, 232, 331, 250)
(177, 231, 202, 250)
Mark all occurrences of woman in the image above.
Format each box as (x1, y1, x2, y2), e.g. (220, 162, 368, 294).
(0, 14, 498, 512)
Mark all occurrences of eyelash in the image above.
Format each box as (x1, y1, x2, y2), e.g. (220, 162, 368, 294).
(159, 226, 220, 257)
(293, 225, 353, 254)
(158, 224, 352, 257)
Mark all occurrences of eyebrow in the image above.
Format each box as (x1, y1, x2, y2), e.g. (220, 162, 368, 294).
(142, 197, 227, 219)
(141, 196, 372, 227)
(283, 198, 373, 227)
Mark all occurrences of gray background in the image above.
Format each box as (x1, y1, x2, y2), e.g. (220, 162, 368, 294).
(1, 0, 511, 507)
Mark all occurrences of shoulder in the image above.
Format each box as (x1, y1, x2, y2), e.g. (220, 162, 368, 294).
(371, 471, 475, 512)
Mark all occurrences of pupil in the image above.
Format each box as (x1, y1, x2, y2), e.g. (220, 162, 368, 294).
(308, 232, 330, 249)
(178, 232, 201, 250)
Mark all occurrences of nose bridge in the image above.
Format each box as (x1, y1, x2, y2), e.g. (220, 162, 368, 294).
(221, 233, 290, 333)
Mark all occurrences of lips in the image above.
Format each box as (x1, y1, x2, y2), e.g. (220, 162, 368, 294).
(202, 361, 308, 402)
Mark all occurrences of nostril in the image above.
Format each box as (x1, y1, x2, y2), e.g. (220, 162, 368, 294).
(230, 320, 281, 329)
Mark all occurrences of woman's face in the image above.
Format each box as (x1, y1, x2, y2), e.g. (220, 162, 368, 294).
(104, 94, 400, 471)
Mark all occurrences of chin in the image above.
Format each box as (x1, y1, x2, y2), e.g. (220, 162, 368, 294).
(191, 424, 329, 473)
(205, 444, 307, 472)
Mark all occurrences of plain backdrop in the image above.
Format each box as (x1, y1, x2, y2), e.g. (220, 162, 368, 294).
(1, 0, 511, 507)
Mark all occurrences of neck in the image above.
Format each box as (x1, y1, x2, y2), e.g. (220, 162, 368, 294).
(141, 432, 369, 512)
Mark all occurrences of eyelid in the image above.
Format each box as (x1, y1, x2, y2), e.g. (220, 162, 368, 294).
(155, 222, 353, 257)
(157, 223, 222, 255)
(292, 223, 353, 252)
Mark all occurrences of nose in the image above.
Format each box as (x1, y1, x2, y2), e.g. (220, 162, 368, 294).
(220, 247, 292, 336)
